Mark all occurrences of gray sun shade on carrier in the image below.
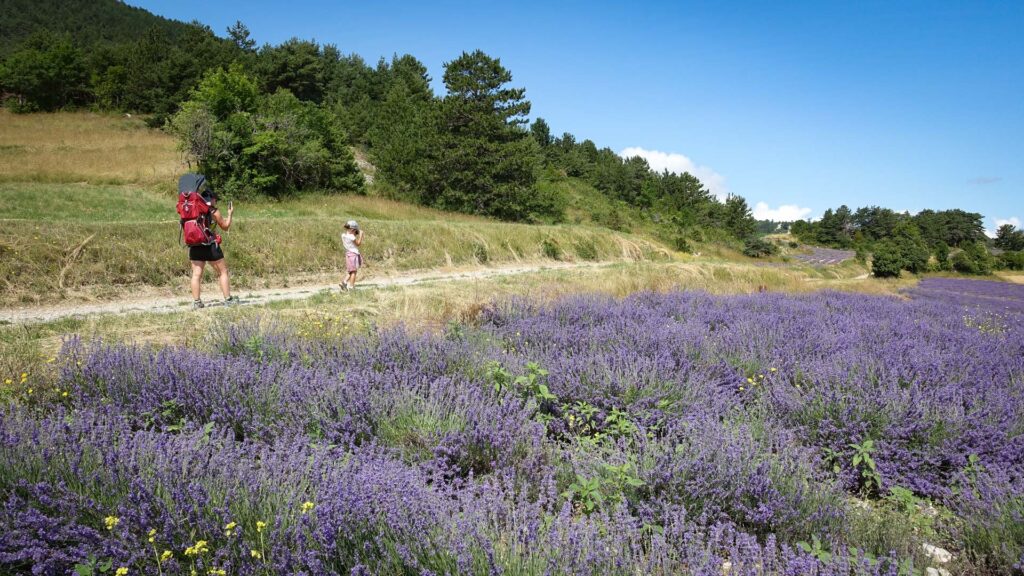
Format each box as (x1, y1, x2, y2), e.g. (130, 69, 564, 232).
(178, 173, 206, 194)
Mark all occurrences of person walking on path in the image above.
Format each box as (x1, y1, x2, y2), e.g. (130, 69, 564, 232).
(188, 191, 237, 309)
(341, 220, 363, 291)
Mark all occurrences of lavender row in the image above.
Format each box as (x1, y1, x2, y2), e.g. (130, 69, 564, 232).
(3, 287, 1023, 574)
(905, 277, 1024, 317)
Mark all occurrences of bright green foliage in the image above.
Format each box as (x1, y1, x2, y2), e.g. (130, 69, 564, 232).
(849, 439, 882, 495)
(797, 535, 832, 563)
(871, 241, 903, 278)
(562, 460, 645, 515)
(952, 241, 995, 275)
(169, 65, 363, 198)
(890, 220, 930, 274)
(998, 251, 1024, 271)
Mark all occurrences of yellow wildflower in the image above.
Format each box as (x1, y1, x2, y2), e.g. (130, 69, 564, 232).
(159, 550, 173, 563)
(115, 568, 128, 576)
(184, 540, 209, 556)
(4, 379, 11, 385)
(300, 501, 315, 514)
(251, 549, 262, 559)
(224, 521, 236, 537)
(20, 373, 27, 380)
(104, 516, 120, 531)
(256, 520, 266, 533)
(62, 391, 69, 398)
(208, 570, 226, 576)
(770, 367, 777, 372)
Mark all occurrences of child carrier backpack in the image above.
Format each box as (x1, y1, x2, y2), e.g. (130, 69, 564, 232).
(176, 173, 214, 246)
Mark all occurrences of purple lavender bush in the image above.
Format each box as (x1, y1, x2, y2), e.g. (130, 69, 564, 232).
(2, 282, 1023, 574)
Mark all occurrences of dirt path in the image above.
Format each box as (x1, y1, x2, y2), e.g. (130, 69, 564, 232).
(0, 261, 614, 325)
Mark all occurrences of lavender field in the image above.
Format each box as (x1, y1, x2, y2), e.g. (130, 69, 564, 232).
(792, 247, 857, 266)
(3, 282, 1024, 575)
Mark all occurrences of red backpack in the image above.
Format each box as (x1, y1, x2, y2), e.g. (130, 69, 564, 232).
(176, 173, 214, 246)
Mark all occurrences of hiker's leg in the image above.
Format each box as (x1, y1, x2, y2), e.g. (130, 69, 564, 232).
(190, 261, 206, 300)
(211, 259, 230, 298)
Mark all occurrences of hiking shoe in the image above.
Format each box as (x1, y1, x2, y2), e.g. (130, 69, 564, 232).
(223, 296, 240, 307)
(339, 283, 348, 292)
(192, 300, 205, 310)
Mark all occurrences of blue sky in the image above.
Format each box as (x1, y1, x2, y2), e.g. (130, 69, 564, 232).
(129, 0, 1022, 230)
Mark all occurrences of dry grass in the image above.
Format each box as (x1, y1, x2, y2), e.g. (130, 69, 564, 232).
(0, 212, 672, 306)
(0, 110, 180, 185)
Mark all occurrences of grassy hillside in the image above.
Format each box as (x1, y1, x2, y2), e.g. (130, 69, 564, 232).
(0, 111, 674, 306)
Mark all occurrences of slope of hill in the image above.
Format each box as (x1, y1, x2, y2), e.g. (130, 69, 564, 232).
(0, 110, 675, 307)
(0, 0, 198, 56)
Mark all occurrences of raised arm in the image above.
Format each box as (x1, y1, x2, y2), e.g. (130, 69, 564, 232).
(212, 204, 234, 231)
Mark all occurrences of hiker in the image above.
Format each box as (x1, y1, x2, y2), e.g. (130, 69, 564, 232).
(341, 220, 363, 291)
(176, 173, 237, 309)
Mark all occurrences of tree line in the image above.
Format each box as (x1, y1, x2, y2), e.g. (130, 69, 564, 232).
(0, 0, 758, 241)
(790, 206, 1024, 275)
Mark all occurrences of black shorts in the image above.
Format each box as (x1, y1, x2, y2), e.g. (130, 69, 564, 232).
(189, 243, 224, 262)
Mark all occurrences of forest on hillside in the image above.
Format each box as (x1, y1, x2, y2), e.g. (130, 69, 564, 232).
(2, 0, 1022, 272)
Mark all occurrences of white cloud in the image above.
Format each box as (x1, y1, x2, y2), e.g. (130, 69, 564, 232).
(986, 216, 1020, 238)
(751, 202, 814, 222)
(619, 147, 729, 200)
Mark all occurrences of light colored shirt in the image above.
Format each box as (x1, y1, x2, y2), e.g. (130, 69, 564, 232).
(341, 231, 360, 254)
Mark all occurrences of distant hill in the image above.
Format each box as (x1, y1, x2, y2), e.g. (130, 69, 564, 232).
(0, 0, 199, 56)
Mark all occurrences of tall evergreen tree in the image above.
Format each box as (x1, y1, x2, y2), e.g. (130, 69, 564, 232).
(994, 224, 1024, 251)
(429, 50, 552, 221)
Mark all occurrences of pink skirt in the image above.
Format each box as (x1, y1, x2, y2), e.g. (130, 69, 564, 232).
(346, 252, 362, 273)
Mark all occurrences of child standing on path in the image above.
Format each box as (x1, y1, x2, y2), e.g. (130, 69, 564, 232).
(341, 220, 363, 291)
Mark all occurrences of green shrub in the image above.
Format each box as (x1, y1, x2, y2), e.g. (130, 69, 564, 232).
(742, 237, 777, 258)
(952, 251, 978, 274)
(169, 65, 364, 199)
(997, 251, 1024, 271)
(541, 238, 562, 260)
(472, 242, 489, 264)
(574, 239, 598, 261)
(871, 241, 902, 278)
(673, 236, 694, 253)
